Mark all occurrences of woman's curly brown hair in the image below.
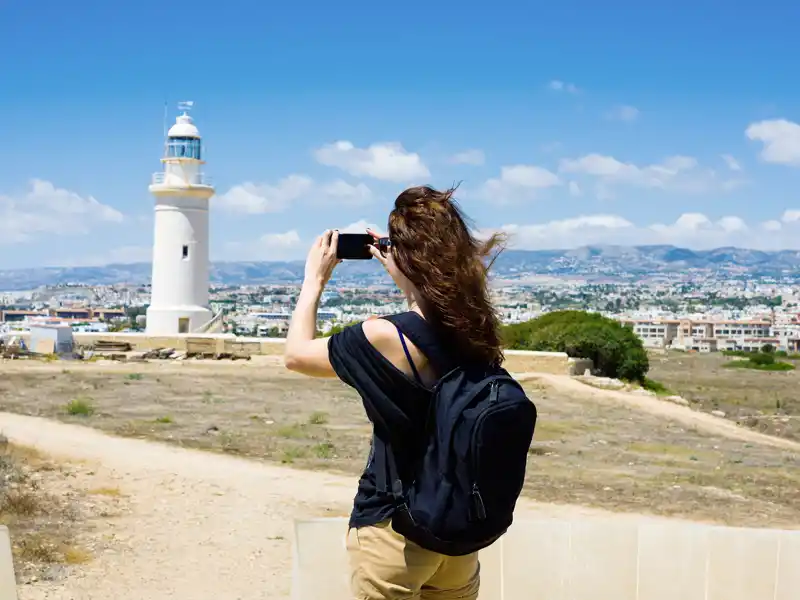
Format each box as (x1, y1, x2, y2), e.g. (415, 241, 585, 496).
(389, 185, 506, 367)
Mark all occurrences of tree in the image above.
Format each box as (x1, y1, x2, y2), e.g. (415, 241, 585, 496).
(761, 343, 775, 354)
(503, 310, 650, 382)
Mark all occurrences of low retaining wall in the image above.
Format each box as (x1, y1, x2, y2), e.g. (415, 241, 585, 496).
(7, 331, 590, 374)
(293, 516, 800, 600)
(0, 526, 16, 600)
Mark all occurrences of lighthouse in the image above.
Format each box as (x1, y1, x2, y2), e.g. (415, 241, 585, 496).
(145, 104, 215, 335)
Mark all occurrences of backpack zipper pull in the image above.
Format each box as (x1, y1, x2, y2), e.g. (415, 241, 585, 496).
(471, 483, 487, 520)
(490, 380, 500, 404)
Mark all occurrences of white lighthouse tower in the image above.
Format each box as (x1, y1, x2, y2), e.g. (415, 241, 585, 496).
(146, 104, 215, 335)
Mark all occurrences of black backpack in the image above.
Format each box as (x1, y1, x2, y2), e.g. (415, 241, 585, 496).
(378, 317, 537, 556)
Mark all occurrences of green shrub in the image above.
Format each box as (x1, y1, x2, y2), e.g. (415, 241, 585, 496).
(747, 352, 775, 366)
(642, 378, 672, 395)
(503, 310, 649, 382)
(323, 322, 356, 337)
(723, 359, 795, 371)
(65, 398, 94, 417)
(308, 411, 329, 425)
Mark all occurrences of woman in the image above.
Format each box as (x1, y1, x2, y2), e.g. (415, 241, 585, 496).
(284, 185, 506, 600)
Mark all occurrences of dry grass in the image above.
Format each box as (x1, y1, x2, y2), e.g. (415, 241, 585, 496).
(648, 351, 800, 441)
(0, 360, 799, 528)
(0, 441, 91, 582)
(87, 486, 123, 497)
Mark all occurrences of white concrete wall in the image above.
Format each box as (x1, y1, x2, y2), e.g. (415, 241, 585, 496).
(292, 517, 800, 600)
(0, 526, 17, 600)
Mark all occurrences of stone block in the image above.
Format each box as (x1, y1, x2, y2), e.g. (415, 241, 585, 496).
(637, 521, 709, 600)
(0, 526, 17, 600)
(292, 518, 350, 600)
(502, 518, 571, 599)
(474, 537, 503, 600)
(566, 519, 639, 599)
(706, 525, 781, 600)
(776, 529, 800, 600)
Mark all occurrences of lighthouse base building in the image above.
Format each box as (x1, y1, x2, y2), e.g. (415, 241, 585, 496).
(145, 109, 216, 336)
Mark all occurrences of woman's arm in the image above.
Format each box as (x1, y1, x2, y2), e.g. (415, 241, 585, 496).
(283, 230, 340, 377)
(284, 280, 337, 377)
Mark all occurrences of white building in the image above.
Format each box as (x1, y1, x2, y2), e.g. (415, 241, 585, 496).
(146, 106, 217, 335)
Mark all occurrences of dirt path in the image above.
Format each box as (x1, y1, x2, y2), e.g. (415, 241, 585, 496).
(1, 412, 677, 600)
(522, 372, 800, 453)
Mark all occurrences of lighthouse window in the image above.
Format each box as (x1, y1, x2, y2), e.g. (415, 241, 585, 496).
(167, 138, 202, 159)
(182, 245, 189, 259)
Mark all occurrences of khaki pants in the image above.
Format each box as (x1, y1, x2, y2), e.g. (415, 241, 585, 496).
(346, 520, 480, 600)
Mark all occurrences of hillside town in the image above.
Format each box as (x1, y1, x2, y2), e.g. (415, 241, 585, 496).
(2, 275, 800, 353)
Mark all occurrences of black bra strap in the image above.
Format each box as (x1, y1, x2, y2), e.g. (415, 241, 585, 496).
(394, 324, 422, 383)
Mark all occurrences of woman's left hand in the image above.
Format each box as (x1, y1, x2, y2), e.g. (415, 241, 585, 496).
(304, 229, 340, 288)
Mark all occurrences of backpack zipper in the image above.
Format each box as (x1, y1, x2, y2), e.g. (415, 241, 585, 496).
(471, 483, 487, 520)
(468, 380, 501, 521)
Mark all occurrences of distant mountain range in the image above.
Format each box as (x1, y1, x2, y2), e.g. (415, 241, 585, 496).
(3, 245, 800, 290)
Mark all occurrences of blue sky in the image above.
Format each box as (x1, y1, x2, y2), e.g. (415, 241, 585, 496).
(4, 1, 800, 268)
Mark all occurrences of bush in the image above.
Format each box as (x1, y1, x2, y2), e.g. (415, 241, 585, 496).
(503, 310, 649, 382)
(747, 352, 775, 366)
(642, 378, 672, 395)
(723, 359, 795, 371)
(64, 398, 94, 417)
(321, 322, 357, 337)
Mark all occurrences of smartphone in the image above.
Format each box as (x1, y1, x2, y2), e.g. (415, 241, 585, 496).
(336, 233, 374, 260)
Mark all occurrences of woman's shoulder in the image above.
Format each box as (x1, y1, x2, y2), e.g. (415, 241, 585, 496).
(361, 316, 400, 347)
(334, 312, 426, 353)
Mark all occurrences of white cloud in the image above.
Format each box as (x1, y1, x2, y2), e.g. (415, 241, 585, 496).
(746, 119, 800, 166)
(559, 153, 739, 198)
(782, 209, 800, 223)
(492, 210, 800, 251)
(214, 175, 373, 214)
(721, 154, 742, 171)
(221, 229, 304, 261)
(498, 215, 634, 248)
(548, 80, 579, 94)
(481, 165, 561, 202)
(0, 179, 123, 244)
(314, 141, 430, 181)
(568, 181, 582, 197)
(606, 105, 640, 122)
(316, 180, 373, 206)
(339, 219, 384, 234)
(214, 175, 314, 214)
(448, 149, 485, 166)
(259, 230, 302, 247)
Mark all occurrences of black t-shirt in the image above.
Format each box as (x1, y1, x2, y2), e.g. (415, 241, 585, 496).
(327, 312, 446, 528)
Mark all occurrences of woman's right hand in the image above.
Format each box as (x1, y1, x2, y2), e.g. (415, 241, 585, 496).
(367, 228, 389, 270)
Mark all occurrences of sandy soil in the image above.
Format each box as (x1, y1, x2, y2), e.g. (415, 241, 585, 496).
(525, 372, 800, 453)
(2, 360, 799, 525)
(2, 412, 671, 600)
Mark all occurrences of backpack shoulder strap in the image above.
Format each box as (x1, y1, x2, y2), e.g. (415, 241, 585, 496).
(393, 323, 422, 384)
